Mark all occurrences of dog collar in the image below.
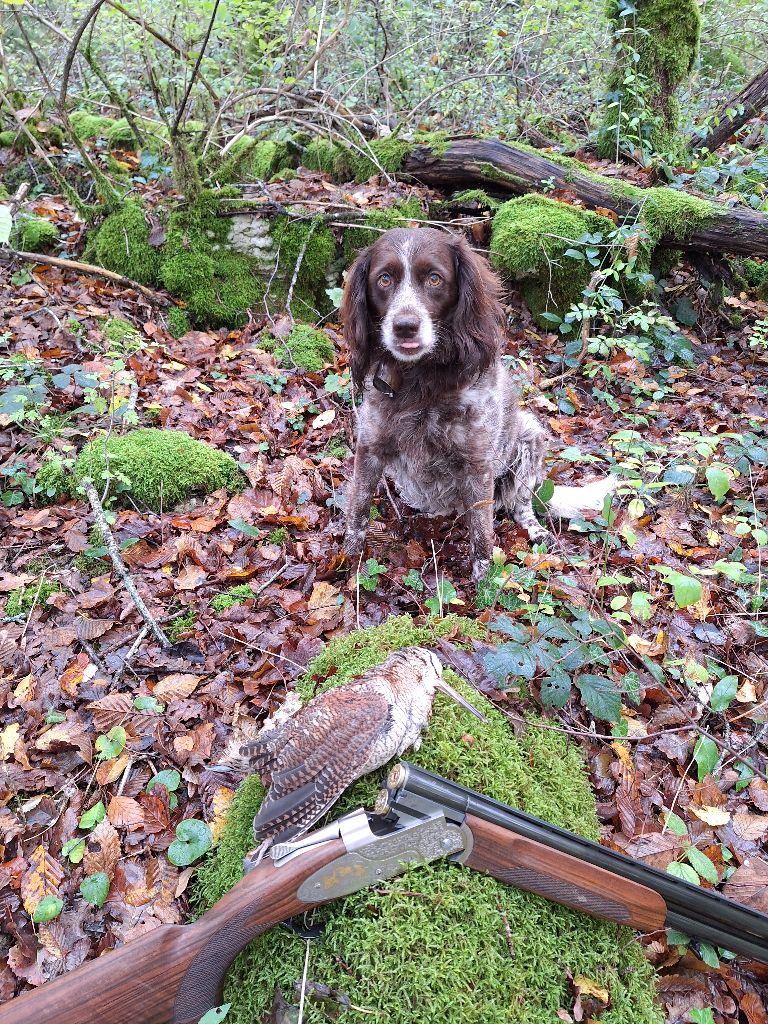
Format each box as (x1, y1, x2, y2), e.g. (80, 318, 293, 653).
(372, 363, 401, 398)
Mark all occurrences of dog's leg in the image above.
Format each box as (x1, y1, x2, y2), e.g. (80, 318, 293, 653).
(460, 466, 496, 582)
(344, 445, 384, 559)
(499, 412, 552, 545)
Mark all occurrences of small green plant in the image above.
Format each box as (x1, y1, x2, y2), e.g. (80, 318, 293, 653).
(356, 557, 387, 592)
(402, 568, 425, 592)
(267, 527, 288, 545)
(425, 576, 464, 618)
(253, 370, 289, 394)
(748, 318, 768, 350)
(5, 579, 62, 616)
(167, 608, 196, 642)
(210, 585, 257, 612)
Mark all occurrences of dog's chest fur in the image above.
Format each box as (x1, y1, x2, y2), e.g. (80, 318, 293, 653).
(359, 362, 520, 516)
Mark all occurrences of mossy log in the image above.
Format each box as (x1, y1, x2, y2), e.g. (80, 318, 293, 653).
(689, 65, 768, 153)
(402, 138, 768, 256)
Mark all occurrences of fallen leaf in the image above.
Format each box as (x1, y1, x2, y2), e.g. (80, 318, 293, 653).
(153, 673, 201, 701)
(108, 796, 145, 829)
(20, 845, 64, 916)
(732, 811, 768, 841)
(83, 819, 121, 879)
(688, 805, 730, 826)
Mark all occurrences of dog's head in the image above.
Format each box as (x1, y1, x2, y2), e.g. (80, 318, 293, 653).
(341, 227, 504, 391)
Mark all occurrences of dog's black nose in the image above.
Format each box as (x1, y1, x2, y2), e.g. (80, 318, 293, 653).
(392, 315, 420, 339)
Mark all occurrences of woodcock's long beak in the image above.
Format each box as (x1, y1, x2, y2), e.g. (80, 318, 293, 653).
(435, 679, 487, 721)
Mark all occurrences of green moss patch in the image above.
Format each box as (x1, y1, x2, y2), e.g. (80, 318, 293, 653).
(91, 199, 162, 285)
(37, 428, 245, 511)
(69, 111, 116, 141)
(490, 195, 615, 324)
(741, 259, 768, 301)
(167, 307, 192, 338)
(342, 198, 424, 258)
(11, 214, 59, 253)
(210, 585, 256, 612)
(640, 188, 716, 246)
(351, 135, 413, 182)
(5, 579, 62, 616)
(194, 615, 661, 1024)
(214, 138, 294, 185)
(102, 318, 145, 352)
(263, 324, 336, 372)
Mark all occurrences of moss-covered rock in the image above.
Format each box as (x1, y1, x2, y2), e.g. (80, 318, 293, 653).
(105, 117, 137, 149)
(69, 111, 116, 141)
(342, 198, 424, 258)
(11, 214, 59, 253)
(264, 323, 336, 372)
(92, 199, 162, 285)
(490, 195, 615, 324)
(5, 579, 62, 616)
(194, 615, 661, 1024)
(37, 428, 245, 511)
(599, 0, 701, 159)
(270, 215, 338, 319)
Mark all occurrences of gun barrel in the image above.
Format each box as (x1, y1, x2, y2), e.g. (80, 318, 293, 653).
(388, 762, 768, 962)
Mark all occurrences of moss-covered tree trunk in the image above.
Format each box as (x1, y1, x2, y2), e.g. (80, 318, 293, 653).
(598, 0, 701, 161)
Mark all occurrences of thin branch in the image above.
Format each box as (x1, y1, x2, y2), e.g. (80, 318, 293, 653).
(81, 479, 171, 649)
(0, 248, 172, 305)
(171, 0, 221, 138)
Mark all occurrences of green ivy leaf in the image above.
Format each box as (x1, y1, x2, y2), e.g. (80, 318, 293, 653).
(577, 674, 621, 722)
(95, 726, 126, 761)
(198, 1006, 231, 1024)
(655, 568, 702, 608)
(482, 642, 537, 683)
(697, 944, 720, 970)
(630, 590, 653, 621)
(539, 666, 572, 708)
(663, 810, 687, 837)
(79, 801, 106, 830)
(666, 861, 700, 886)
(147, 769, 181, 794)
(710, 675, 738, 712)
(168, 819, 212, 866)
(693, 736, 719, 781)
(61, 837, 86, 863)
(685, 847, 718, 885)
(705, 465, 730, 502)
(33, 895, 64, 923)
(80, 872, 110, 908)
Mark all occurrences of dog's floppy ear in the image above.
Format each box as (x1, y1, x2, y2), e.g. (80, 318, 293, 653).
(341, 247, 373, 391)
(450, 233, 504, 379)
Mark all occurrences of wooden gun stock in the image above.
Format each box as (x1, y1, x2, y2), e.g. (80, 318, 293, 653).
(0, 838, 345, 1024)
(462, 814, 667, 931)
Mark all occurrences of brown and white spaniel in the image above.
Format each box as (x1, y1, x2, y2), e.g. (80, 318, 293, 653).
(341, 227, 614, 581)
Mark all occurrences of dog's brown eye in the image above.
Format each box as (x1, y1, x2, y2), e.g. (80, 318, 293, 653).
(378, 272, 393, 288)
(427, 272, 443, 287)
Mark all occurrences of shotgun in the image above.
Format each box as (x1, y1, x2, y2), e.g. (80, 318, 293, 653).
(3, 762, 767, 1024)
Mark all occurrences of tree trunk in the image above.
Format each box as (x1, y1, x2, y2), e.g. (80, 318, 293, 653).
(689, 65, 768, 153)
(401, 137, 768, 257)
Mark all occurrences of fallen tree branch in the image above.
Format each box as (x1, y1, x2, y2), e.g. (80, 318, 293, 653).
(81, 479, 171, 649)
(689, 64, 768, 153)
(0, 247, 172, 304)
(401, 137, 768, 256)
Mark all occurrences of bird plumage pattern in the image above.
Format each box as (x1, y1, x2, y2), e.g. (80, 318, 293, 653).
(217, 647, 484, 858)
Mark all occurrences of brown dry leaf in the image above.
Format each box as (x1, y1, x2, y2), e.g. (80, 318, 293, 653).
(75, 618, 115, 641)
(86, 692, 135, 731)
(689, 805, 730, 826)
(96, 750, 130, 786)
(175, 564, 208, 591)
(59, 653, 93, 696)
(732, 811, 768, 841)
(573, 976, 609, 1004)
(83, 819, 121, 879)
(107, 795, 145, 829)
(210, 786, 235, 845)
(34, 721, 93, 764)
(723, 859, 768, 913)
(1, 723, 19, 762)
(739, 990, 768, 1024)
(20, 845, 64, 916)
(11, 674, 36, 706)
(307, 581, 342, 624)
(154, 673, 201, 701)
(140, 792, 172, 835)
(748, 778, 768, 812)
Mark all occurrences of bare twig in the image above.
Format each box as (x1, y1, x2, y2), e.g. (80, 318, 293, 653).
(0, 248, 172, 304)
(171, 0, 221, 138)
(81, 479, 171, 649)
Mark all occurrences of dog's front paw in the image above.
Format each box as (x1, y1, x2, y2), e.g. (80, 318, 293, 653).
(343, 525, 367, 562)
(527, 524, 552, 546)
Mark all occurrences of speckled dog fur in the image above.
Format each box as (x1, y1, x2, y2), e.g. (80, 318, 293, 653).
(342, 227, 551, 581)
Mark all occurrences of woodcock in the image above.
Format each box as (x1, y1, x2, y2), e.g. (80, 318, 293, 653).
(214, 647, 486, 861)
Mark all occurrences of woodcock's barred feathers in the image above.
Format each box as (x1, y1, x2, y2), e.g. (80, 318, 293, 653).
(216, 647, 485, 858)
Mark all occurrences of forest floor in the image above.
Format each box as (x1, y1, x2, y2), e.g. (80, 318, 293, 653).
(1, 160, 768, 1022)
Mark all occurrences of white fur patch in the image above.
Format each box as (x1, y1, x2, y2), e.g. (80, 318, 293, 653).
(380, 238, 436, 362)
(547, 476, 617, 518)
